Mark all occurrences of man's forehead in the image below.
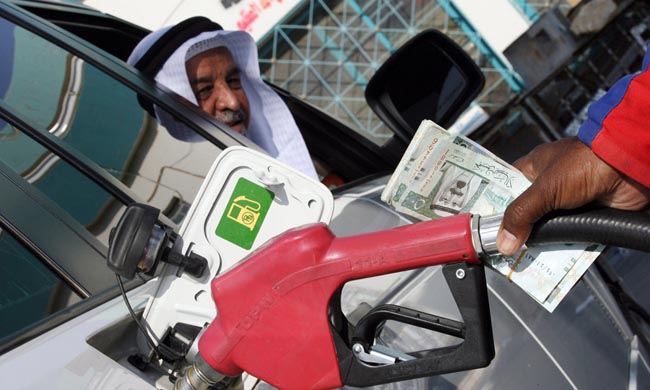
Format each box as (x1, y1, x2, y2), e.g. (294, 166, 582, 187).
(186, 46, 241, 83)
(188, 45, 236, 65)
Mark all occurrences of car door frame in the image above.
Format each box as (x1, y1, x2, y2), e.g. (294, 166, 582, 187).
(10, 0, 411, 183)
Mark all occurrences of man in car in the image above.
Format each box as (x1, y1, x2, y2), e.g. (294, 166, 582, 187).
(127, 17, 317, 179)
(497, 51, 650, 256)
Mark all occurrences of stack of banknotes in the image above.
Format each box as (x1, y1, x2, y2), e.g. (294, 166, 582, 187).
(381, 120, 603, 312)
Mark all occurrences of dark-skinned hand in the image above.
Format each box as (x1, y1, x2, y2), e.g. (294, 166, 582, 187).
(496, 137, 650, 256)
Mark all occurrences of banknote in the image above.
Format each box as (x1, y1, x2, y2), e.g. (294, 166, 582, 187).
(382, 120, 529, 221)
(382, 120, 602, 311)
(542, 244, 604, 311)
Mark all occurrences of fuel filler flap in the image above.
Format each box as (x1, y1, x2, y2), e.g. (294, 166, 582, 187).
(141, 146, 334, 346)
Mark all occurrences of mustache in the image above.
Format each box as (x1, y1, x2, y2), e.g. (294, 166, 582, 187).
(213, 109, 247, 126)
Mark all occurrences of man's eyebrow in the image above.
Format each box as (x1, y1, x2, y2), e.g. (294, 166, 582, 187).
(189, 66, 241, 86)
(226, 66, 241, 78)
(189, 76, 213, 86)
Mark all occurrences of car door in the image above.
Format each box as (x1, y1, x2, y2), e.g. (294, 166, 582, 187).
(0, 0, 249, 352)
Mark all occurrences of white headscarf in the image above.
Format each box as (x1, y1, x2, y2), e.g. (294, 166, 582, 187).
(127, 27, 317, 179)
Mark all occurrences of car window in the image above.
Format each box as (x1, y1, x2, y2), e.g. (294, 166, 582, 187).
(0, 226, 80, 343)
(0, 17, 224, 230)
(0, 14, 230, 348)
(0, 125, 126, 246)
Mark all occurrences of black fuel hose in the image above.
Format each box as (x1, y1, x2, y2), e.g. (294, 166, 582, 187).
(527, 207, 650, 252)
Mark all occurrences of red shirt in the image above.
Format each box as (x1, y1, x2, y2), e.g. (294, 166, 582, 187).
(578, 48, 650, 187)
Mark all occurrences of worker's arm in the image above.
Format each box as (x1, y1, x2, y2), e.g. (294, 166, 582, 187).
(496, 48, 650, 256)
(579, 47, 650, 187)
(496, 137, 649, 256)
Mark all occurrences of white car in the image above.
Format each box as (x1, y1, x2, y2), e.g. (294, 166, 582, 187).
(1, 1, 649, 389)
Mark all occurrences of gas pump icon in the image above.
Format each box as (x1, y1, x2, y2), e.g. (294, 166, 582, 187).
(226, 196, 261, 230)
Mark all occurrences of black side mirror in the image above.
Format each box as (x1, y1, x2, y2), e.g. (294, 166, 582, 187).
(366, 29, 485, 143)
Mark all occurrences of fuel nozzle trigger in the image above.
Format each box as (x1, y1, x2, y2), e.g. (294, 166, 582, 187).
(194, 213, 492, 389)
(334, 262, 494, 387)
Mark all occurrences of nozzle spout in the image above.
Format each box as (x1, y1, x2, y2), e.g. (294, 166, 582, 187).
(174, 354, 227, 390)
(474, 214, 505, 256)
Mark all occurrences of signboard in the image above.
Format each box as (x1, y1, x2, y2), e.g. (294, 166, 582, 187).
(83, 0, 302, 41)
(452, 0, 530, 54)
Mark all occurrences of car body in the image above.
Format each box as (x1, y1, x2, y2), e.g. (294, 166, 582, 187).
(0, 1, 649, 389)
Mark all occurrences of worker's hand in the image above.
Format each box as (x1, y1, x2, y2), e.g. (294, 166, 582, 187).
(496, 137, 650, 256)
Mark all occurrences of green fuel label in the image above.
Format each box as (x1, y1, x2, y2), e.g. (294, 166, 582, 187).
(215, 178, 274, 250)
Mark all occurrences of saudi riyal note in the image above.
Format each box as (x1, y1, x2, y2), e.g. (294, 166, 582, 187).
(382, 120, 602, 311)
(382, 120, 528, 221)
(541, 244, 604, 311)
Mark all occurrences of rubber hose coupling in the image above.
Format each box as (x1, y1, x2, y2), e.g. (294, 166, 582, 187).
(174, 354, 226, 390)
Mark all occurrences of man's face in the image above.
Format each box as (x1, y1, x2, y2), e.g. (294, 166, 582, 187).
(186, 47, 251, 134)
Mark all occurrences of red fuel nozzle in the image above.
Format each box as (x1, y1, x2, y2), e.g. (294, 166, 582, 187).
(197, 213, 483, 389)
